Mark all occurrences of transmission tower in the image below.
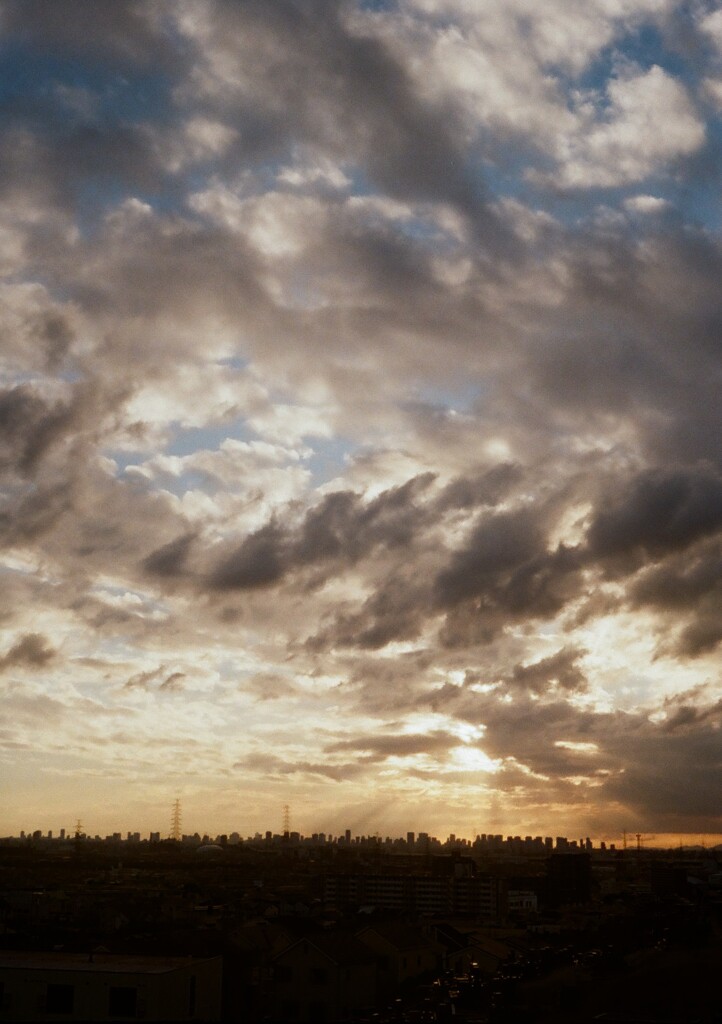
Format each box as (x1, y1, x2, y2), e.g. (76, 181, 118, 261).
(170, 798, 182, 841)
(74, 819, 83, 840)
(282, 804, 291, 835)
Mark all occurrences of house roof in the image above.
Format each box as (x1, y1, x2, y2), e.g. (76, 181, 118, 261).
(357, 921, 437, 952)
(274, 932, 377, 967)
(0, 951, 220, 974)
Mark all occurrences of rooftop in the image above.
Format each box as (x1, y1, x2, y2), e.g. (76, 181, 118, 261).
(0, 951, 220, 974)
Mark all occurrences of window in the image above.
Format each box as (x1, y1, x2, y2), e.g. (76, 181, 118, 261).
(189, 975, 196, 1017)
(109, 986, 137, 1018)
(46, 984, 74, 1015)
(309, 967, 328, 985)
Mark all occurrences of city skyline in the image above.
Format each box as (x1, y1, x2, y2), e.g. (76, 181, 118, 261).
(1, 1, 721, 843)
(8, 819, 722, 852)
(6, 802, 722, 855)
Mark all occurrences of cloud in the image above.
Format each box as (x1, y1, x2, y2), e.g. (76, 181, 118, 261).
(325, 730, 458, 760)
(0, 0, 720, 839)
(0, 633, 57, 671)
(142, 532, 197, 579)
(0, 0, 179, 69)
(208, 474, 437, 592)
(504, 646, 588, 693)
(209, 522, 289, 591)
(587, 465, 722, 564)
(180, 0, 515, 252)
(235, 751, 368, 782)
(0, 385, 79, 475)
(433, 506, 583, 643)
(552, 65, 704, 188)
(123, 666, 185, 692)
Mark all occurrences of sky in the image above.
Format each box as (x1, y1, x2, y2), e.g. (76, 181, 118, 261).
(1, 0, 721, 844)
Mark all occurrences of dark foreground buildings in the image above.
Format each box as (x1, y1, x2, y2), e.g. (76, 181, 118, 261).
(0, 832, 720, 1022)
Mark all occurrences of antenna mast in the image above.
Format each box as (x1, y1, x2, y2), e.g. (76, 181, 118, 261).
(170, 798, 182, 841)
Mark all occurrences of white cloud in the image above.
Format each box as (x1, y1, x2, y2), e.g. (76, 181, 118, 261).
(277, 150, 352, 190)
(552, 65, 704, 187)
(624, 193, 670, 213)
(701, 75, 722, 110)
(699, 8, 722, 54)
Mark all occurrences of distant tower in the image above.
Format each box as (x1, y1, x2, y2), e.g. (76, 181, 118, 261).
(282, 804, 291, 835)
(170, 798, 182, 841)
(74, 819, 83, 839)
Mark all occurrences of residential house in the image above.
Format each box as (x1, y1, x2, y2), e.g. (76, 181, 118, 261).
(0, 951, 222, 1022)
(269, 933, 376, 1022)
(356, 921, 439, 998)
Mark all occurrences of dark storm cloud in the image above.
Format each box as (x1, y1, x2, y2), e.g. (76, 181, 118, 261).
(453, 691, 597, 757)
(434, 463, 523, 514)
(38, 314, 74, 370)
(627, 537, 722, 656)
(630, 538, 722, 610)
(209, 474, 436, 591)
(587, 465, 722, 565)
(142, 532, 197, 579)
(0, 480, 75, 546)
(434, 508, 545, 605)
(0, 383, 106, 547)
(504, 646, 588, 693)
(674, 616, 722, 658)
(0, 385, 78, 474)
(296, 474, 435, 563)
(210, 522, 288, 591)
(201, 457, 722, 659)
(433, 507, 583, 644)
(0, 633, 56, 671)
(438, 686, 722, 830)
(314, 571, 429, 651)
(662, 697, 722, 731)
(603, 715, 722, 825)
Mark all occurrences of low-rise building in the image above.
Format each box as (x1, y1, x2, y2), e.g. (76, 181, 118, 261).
(270, 933, 376, 1022)
(0, 951, 222, 1022)
(357, 922, 439, 996)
